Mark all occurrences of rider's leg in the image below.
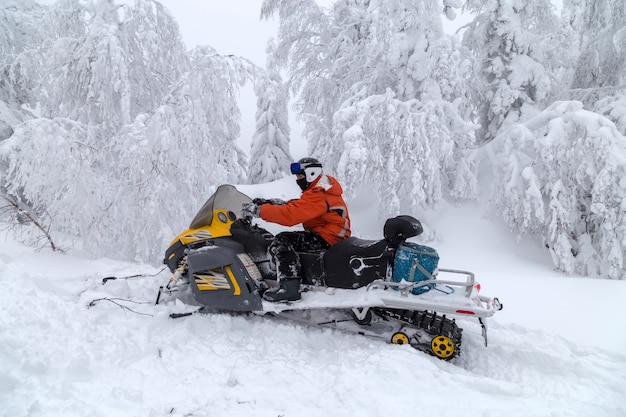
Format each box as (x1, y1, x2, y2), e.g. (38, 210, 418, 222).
(263, 231, 328, 302)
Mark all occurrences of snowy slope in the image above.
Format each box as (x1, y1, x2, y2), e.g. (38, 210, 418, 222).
(1, 181, 625, 417)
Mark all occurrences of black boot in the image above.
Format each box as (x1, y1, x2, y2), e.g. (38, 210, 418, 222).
(263, 278, 301, 302)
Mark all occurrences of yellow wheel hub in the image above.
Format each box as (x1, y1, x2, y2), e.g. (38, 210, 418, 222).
(391, 332, 410, 345)
(431, 335, 455, 359)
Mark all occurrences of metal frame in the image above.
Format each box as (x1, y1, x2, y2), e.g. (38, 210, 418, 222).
(367, 268, 476, 298)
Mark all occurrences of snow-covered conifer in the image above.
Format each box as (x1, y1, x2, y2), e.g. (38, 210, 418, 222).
(0, 0, 45, 138)
(262, 0, 335, 152)
(595, 96, 626, 135)
(103, 46, 254, 260)
(476, 0, 626, 279)
(0, 1, 260, 261)
(121, 0, 189, 116)
(41, 0, 131, 129)
(263, 0, 480, 216)
(0, 118, 113, 249)
(40, 0, 87, 41)
(462, 0, 560, 144)
(562, 0, 626, 134)
(0, 0, 44, 56)
(491, 101, 626, 279)
(41, 0, 187, 132)
(564, 0, 626, 91)
(248, 40, 292, 184)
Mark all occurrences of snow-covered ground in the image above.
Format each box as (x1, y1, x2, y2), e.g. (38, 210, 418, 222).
(1, 180, 625, 417)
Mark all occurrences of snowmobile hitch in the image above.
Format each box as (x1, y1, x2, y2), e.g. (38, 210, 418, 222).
(155, 259, 188, 305)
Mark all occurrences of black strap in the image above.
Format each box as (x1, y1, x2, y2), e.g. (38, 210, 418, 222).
(325, 200, 345, 217)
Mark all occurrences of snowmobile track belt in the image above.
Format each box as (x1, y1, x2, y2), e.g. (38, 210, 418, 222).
(373, 308, 463, 359)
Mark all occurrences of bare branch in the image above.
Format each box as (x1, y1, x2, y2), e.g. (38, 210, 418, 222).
(87, 297, 154, 317)
(1, 196, 61, 252)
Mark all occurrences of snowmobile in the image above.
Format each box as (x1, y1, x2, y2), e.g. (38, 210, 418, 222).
(158, 185, 502, 360)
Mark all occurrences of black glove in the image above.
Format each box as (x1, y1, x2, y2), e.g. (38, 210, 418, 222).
(253, 198, 286, 205)
(241, 202, 260, 220)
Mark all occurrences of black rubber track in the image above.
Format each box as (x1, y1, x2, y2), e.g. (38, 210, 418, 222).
(373, 308, 463, 360)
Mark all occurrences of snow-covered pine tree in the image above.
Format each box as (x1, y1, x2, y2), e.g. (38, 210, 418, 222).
(566, 0, 626, 91)
(462, 0, 561, 144)
(41, 0, 132, 130)
(1, 1, 257, 261)
(41, 0, 88, 40)
(486, 0, 626, 279)
(103, 46, 255, 260)
(561, 0, 626, 136)
(41, 0, 187, 132)
(263, 0, 479, 217)
(0, 0, 45, 139)
(491, 100, 626, 279)
(0, 0, 43, 54)
(248, 39, 292, 184)
(120, 0, 190, 116)
(0, 0, 49, 245)
(262, 0, 335, 153)
(0, 118, 112, 247)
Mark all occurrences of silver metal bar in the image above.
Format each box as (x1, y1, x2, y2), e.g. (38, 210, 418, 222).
(437, 268, 475, 297)
(367, 268, 476, 298)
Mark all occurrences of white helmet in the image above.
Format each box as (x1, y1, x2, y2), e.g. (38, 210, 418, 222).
(290, 157, 323, 190)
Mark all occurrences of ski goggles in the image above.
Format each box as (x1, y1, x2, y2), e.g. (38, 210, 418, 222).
(290, 162, 305, 174)
(290, 162, 322, 175)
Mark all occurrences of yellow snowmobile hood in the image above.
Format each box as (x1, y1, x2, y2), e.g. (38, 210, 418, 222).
(164, 185, 252, 271)
(168, 208, 236, 247)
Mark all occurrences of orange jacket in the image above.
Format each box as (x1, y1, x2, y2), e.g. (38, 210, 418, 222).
(259, 175, 351, 245)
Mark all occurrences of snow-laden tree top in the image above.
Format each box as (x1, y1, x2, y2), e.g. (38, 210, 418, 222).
(0, 0, 285, 261)
(0, 0, 624, 279)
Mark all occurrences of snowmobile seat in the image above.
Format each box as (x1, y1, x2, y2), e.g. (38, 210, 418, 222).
(384, 215, 423, 247)
(323, 237, 394, 289)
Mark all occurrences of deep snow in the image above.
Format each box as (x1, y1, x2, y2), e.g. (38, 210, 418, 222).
(1, 179, 625, 417)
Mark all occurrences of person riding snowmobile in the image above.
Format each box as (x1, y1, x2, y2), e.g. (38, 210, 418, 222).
(241, 157, 351, 302)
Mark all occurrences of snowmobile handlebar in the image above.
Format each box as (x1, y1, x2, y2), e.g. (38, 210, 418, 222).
(252, 198, 287, 206)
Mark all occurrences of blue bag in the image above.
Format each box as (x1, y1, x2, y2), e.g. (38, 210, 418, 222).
(392, 242, 439, 294)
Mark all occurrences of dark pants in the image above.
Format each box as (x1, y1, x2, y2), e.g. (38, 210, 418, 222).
(269, 231, 329, 281)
